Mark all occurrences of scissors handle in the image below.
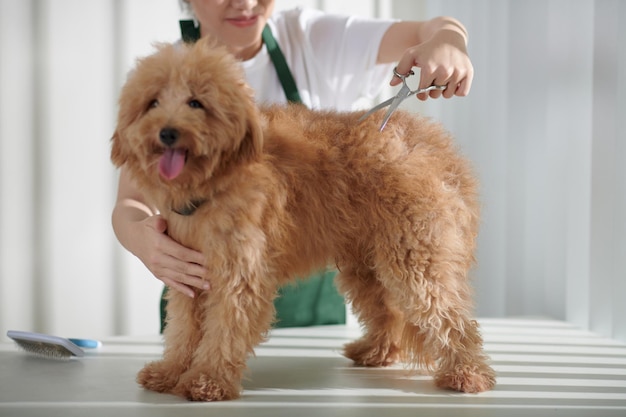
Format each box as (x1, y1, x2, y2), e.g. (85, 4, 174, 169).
(393, 67, 415, 79)
(408, 84, 447, 97)
(393, 67, 447, 96)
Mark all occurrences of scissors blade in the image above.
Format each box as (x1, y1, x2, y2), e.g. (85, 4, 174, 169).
(358, 80, 446, 130)
(357, 97, 395, 122)
(379, 96, 404, 131)
(378, 83, 412, 131)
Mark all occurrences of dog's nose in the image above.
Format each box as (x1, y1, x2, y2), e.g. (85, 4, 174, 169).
(159, 127, 180, 146)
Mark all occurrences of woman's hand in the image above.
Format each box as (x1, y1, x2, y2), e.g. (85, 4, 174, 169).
(392, 29, 473, 101)
(133, 215, 210, 298)
(112, 168, 209, 298)
(380, 17, 474, 101)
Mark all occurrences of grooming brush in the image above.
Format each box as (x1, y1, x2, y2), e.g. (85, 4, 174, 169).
(7, 330, 101, 360)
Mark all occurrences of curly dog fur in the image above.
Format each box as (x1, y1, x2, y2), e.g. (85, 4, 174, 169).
(111, 38, 496, 401)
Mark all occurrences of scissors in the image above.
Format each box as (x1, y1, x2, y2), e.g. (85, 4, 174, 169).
(359, 67, 447, 131)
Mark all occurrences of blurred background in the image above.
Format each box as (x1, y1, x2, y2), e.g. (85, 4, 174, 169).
(0, 0, 624, 342)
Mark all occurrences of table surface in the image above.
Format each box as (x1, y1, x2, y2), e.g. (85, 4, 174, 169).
(1, 318, 626, 417)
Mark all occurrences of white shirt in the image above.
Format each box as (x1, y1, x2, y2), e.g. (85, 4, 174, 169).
(241, 8, 396, 111)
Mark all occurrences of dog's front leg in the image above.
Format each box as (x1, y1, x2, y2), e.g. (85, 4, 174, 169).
(137, 289, 200, 393)
(171, 265, 276, 401)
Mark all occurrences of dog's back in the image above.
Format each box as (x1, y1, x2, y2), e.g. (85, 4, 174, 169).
(257, 103, 479, 281)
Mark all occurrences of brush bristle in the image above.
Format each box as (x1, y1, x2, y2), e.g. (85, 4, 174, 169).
(14, 339, 76, 360)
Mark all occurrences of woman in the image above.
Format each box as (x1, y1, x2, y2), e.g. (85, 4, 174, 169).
(112, 0, 473, 325)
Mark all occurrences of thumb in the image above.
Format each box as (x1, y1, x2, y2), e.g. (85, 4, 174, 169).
(151, 215, 169, 234)
(390, 55, 417, 86)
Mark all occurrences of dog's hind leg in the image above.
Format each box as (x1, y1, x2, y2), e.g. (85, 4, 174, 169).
(374, 204, 496, 393)
(337, 264, 404, 367)
(137, 289, 201, 393)
(395, 287, 496, 393)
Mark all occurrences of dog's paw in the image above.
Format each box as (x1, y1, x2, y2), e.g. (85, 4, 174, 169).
(344, 338, 400, 367)
(174, 373, 240, 401)
(137, 361, 181, 393)
(434, 363, 496, 393)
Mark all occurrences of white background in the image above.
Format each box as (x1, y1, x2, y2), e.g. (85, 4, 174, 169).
(0, 0, 624, 342)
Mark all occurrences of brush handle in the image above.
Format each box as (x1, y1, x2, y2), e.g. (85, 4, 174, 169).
(68, 338, 101, 349)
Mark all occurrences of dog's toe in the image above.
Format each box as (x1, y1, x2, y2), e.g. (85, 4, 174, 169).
(344, 338, 400, 367)
(434, 363, 496, 393)
(137, 361, 180, 393)
(174, 373, 240, 401)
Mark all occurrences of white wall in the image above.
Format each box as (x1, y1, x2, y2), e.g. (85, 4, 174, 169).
(0, 0, 624, 341)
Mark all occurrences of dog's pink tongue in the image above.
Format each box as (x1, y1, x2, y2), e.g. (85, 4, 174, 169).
(159, 148, 186, 180)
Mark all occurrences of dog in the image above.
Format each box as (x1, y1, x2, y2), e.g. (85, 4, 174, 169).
(111, 37, 496, 401)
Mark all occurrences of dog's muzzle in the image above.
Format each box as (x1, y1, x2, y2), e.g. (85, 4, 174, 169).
(160, 127, 180, 146)
(157, 127, 187, 180)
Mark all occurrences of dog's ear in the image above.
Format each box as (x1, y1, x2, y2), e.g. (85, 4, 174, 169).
(237, 92, 264, 163)
(110, 129, 127, 167)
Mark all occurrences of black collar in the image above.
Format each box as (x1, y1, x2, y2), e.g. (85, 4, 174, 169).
(171, 198, 207, 216)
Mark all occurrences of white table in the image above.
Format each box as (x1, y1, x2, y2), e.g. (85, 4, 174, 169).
(1, 319, 626, 417)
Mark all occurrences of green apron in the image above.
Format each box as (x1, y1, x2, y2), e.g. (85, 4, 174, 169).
(160, 269, 344, 333)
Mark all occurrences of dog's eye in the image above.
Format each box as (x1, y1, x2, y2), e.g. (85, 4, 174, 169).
(148, 99, 159, 109)
(188, 99, 204, 109)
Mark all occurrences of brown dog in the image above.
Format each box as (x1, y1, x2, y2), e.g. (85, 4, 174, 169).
(111, 38, 496, 401)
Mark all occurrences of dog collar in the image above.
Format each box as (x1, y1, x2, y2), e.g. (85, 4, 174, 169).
(171, 199, 207, 216)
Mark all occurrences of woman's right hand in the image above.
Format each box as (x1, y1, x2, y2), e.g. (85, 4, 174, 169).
(134, 214, 210, 298)
(112, 167, 209, 298)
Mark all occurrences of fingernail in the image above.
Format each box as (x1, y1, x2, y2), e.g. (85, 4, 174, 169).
(203, 282, 210, 290)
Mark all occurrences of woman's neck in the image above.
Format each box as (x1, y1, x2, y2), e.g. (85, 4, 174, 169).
(230, 40, 263, 61)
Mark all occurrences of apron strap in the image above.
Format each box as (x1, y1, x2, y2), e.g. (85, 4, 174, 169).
(260, 25, 303, 104)
(179, 19, 201, 43)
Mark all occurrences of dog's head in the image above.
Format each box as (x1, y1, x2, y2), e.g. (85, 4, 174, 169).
(111, 37, 263, 189)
